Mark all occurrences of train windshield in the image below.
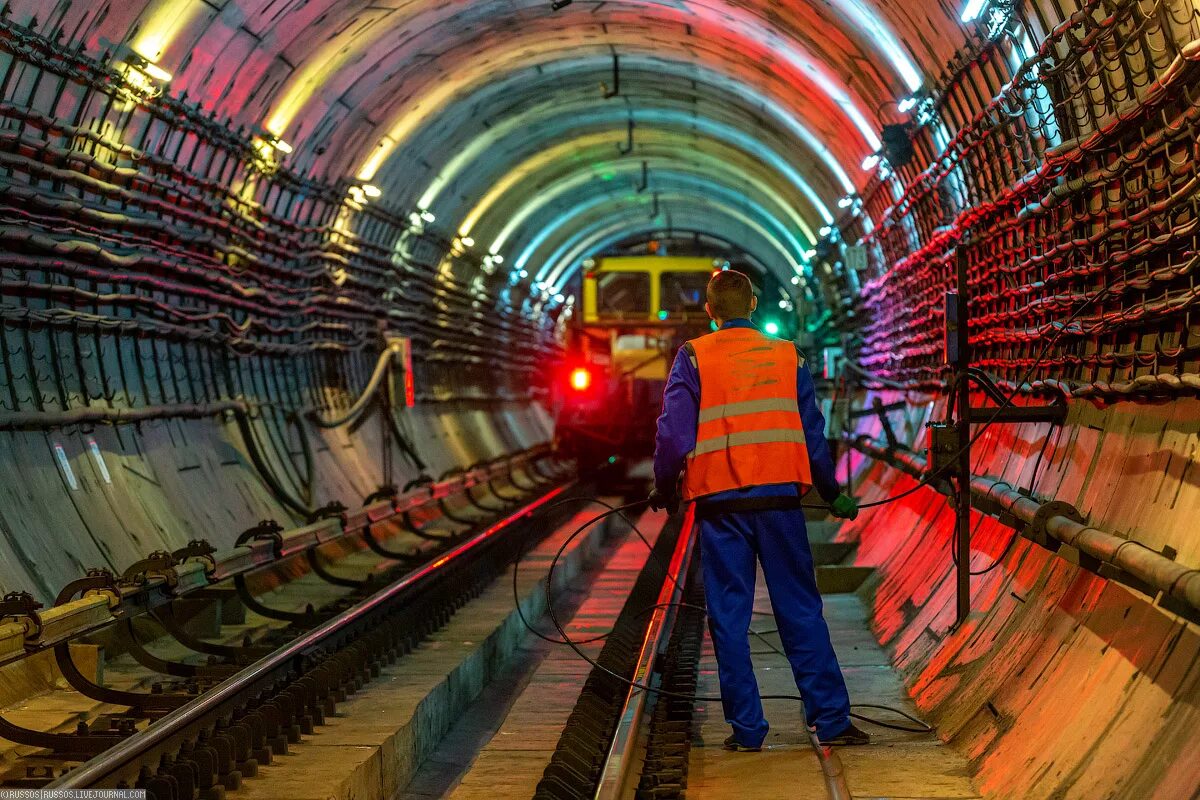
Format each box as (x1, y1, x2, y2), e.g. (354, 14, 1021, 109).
(660, 271, 710, 314)
(596, 271, 651, 317)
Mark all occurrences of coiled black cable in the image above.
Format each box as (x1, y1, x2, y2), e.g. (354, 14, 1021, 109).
(515, 497, 933, 736)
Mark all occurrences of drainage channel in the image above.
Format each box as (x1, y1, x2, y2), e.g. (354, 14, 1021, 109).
(40, 481, 582, 797)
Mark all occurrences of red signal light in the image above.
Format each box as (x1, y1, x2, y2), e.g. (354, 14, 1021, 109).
(569, 367, 592, 391)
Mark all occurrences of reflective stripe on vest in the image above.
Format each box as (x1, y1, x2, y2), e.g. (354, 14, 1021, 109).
(682, 327, 813, 500)
(690, 428, 806, 458)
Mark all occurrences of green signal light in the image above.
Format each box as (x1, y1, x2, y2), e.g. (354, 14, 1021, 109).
(764, 321, 781, 335)
(657, 310, 669, 321)
(608, 455, 617, 464)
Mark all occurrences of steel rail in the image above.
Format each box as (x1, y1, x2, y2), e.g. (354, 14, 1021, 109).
(594, 506, 697, 800)
(593, 508, 853, 800)
(48, 481, 574, 790)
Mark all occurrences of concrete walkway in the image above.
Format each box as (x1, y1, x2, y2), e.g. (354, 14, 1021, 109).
(397, 509, 668, 799)
(687, 574, 981, 799)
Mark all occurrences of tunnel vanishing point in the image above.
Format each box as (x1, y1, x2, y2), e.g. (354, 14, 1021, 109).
(0, 0, 1197, 799)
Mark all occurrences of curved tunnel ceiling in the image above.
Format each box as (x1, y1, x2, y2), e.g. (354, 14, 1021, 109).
(43, 0, 974, 296)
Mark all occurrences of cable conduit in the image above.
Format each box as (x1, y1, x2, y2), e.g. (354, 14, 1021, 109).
(842, 435, 1200, 616)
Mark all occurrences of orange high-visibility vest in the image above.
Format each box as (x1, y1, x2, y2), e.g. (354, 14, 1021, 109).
(682, 327, 813, 500)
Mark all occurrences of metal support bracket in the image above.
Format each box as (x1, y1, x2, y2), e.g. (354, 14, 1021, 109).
(363, 484, 398, 506)
(464, 483, 507, 513)
(233, 575, 315, 625)
(122, 551, 181, 592)
(153, 605, 269, 665)
(0, 590, 43, 640)
(305, 549, 369, 589)
(402, 509, 455, 541)
(965, 368, 1068, 424)
(0, 712, 127, 758)
(53, 641, 190, 713)
(120, 619, 236, 680)
(235, 520, 284, 558)
(306, 501, 348, 526)
(172, 540, 217, 576)
(438, 497, 482, 526)
(361, 522, 420, 561)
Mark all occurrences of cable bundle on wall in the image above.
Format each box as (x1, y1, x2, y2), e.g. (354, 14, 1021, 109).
(831, 0, 1200, 403)
(0, 14, 560, 436)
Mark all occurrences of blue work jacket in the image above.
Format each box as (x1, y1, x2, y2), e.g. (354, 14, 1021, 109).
(653, 318, 840, 504)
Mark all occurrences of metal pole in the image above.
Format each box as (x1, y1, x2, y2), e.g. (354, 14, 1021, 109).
(954, 246, 972, 626)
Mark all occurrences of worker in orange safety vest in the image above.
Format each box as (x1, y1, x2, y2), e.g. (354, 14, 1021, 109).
(650, 270, 867, 750)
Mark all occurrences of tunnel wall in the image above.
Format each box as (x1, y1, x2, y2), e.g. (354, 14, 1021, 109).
(0, 16, 560, 602)
(838, 395, 1199, 799)
(0, 403, 554, 601)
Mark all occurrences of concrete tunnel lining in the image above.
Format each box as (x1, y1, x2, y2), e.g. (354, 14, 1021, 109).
(0, 0, 1197, 797)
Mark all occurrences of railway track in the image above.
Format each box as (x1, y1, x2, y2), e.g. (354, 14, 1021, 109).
(0, 449, 577, 798)
(533, 508, 852, 800)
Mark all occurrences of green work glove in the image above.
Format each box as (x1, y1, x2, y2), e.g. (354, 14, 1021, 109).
(830, 493, 859, 520)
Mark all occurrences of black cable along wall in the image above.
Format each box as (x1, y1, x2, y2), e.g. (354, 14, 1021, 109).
(0, 15, 563, 444)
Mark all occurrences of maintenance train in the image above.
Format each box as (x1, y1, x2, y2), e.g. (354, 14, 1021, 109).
(553, 254, 789, 476)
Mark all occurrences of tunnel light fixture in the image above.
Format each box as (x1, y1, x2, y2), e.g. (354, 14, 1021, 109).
(987, 7, 1017, 39)
(420, 210, 436, 223)
(861, 153, 881, 171)
(764, 321, 781, 336)
(249, 133, 292, 174)
(555, 293, 567, 304)
(262, 133, 293, 155)
(916, 96, 939, 127)
(139, 59, 172, 84)
(482, 253, 505, 275)
(519, 269, 529, 279)
(460, 236, 475, 248)
(791, 276, 801, 285)
(348, 183, 379, 204)
(961, 0, 988, 23)
(837, 194, 856, 209)
(819, 225, 834, 238)
(803, 249, 817, 260)
(114, 48, 172, 102)
(897, 96, 919, 114)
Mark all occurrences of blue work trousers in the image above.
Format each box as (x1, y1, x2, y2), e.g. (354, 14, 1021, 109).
(699, 507, 851, 745)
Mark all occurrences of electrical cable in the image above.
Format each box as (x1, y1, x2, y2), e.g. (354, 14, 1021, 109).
(799, 282, 1116, 513)
(950, 416, 1061, 576)
(515, 497, 935, 738)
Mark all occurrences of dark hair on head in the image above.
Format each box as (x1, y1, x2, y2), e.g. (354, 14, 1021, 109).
(706, 270, 754, 320)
